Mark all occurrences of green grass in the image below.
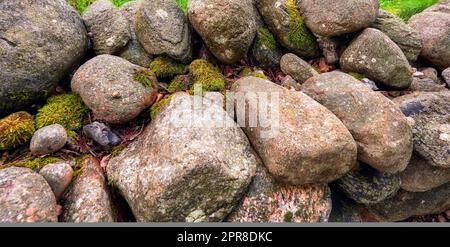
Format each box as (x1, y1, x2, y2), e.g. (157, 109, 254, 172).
(380, 0, 438, 21)
(68, 0, 188, 14)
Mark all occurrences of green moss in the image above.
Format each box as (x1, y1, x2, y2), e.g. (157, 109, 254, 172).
(188, 59, 225, 93)
(380, 0, 438, 21)
(0, 112, 35, 151)
(239, 67, 268, 79)
(14, 157, 63, 171)
(133, 68, 158, 88)
(168, 75, 191, 93)
(67, 0, 134, 14)
(284, 211, 294, 222)
(286, 0, 317, 53)
(176, 0, 188, 14)
(349, 72, 366, 81)
(256, 27, 278, 51)
(149, 56, 187, 80)
(36, 93, 89, 131)
(150, 96, 173, 120)
(111, 144, 126, 158)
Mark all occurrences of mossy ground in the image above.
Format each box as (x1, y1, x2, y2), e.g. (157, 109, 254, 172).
(286, 0, 317, 54)
(188, 59, 225, 93)
(13, 157, 63, 171)
(0, 112, 35, 151)
(35, 93, 89, 131)
(168, 75, 191, 93)
(149, 56, 188, 80)
(380, 0, 438, 20)
(176, 0, 188, 13)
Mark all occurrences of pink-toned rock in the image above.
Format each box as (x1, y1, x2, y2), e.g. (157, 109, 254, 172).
(39, 161, 74, 200)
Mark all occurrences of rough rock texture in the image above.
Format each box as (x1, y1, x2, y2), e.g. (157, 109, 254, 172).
(302, 72, 413, 173)
(188, 0, 256, 64)
(372, 10, 422, 61)
(317, 37, 341, 64)
(228, 165, 331, 223)
(340, 28, 413, 89)
(400, 154, 450, 192)
(281, 75, 301, 91)
(71, 55, 157, 124)
(0, 0, 88, 116)
(393, 92, 450, 168)
(61, 156, 115, 222)
(443, 67, 450, 87)
(408, 11, 450, 70)
(231, 77, 357, 185)
(30, 124, 68, 155)
(337, 164, 401, 205)
(420, 67, 439, 83)
(409, 77, 448, 92)
(299, 0, 379, 37)
(280, 53, 318, 83)
(118, 0, 153, 67)
(256, 0, 319, 58)
(250, 27, 283, 69)
(39, 161, 74, 200)
(0, 167, 58, 222)
(83, 122, 121, 149)
(82, 0, 130, 55)
(367, 183, 450, 222)
(107, 93, 257, 222)
(135, 0, 192, 62)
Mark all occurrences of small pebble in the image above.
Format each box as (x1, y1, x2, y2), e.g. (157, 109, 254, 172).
(83, 121, 121, 149)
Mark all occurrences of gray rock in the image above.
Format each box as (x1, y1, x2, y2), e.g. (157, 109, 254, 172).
(136, 0, 192, 62)
(83, 0, 130, 55)
(371, 10, 422, 61)
(256, 0, 319, 58)
(30, 124, 68, 155)
(188, 0, 256, 64)
(71, 55, 158, 124)
(107, 93, 258, 222)
(118, 0, 153, 67)
(393, 92, 450, 168)
(367, 183, 450, 222)
(420, 67, 439, 83)
(425, 0, 450, 14)
(280, 53, 318, 83)
(408, 11, 450, 70)
(281, 75, 301, 91)
(83, 122, 121, 149)
(302, 71, 413, 173)
(61, 156, 115, 222)
(409, 77, 448, 92)
(443, 67, 450, 87)
(337, 164, 401, 205)
(317, 37, 341, 64)
(340, 28, 413, 89)
(400, 154, 450, 192)
(228, 164, 332, 223)
(0, 0, 88, 116)
(0, 167, 58, 222)
(250, 27, 283, 69)
(39, 161, 74, 200)
(231, 77, 357, 185)
(299, 0, 379, 37)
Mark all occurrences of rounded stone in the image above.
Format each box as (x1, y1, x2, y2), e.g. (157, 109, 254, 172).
(39, 161, 74, 200)
(30, 124, 68, 155)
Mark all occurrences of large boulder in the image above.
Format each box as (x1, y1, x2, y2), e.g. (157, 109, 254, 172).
(71, 55, 158, 124)
(61, 156, 115, 222)
(340, 28, 413, 89)
(0, 167, 58, 222)
(107, 93, 257, 222)
(302, 72, 413, 173)
(188, 0, 256, 64)
(228, 165, 331, 223)
(256, 0, 319, 58)
(298, 0, 379, 37)
(135, 0, 192, 62)
(408, 7, 450, 70)
(393, 92, 450, 168)
(0, 0, 88, 116)
(82, 0, 130, 55)
(371, 10, 422, 62)
(231, 77, 357, 185)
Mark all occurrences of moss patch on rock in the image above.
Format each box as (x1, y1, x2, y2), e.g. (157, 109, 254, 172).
(239, 67, 268, 79)
(380, 0, 438, 21)
(168, 75, 191, 93)
(256, 27, 278, 51)
(68, 0, 134, 14)
(133, 68, 158, 88)
(188, 59, 225, 92)
(0, 112, 35, 151)
(13, 157, 63, 171)
(176, 0, 188, 14)
(150, 95, 173, 120)
(348, 72, 366, 81)
(36, 93, 89, 131)
(286, 0, 317, 54)
(149, 56, 188, 80)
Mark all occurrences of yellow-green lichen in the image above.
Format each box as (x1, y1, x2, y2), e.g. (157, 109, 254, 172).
(0, 112, 35, 151)
(168, 75, 191, 93)
(133, 68, 158, 88)
(150, 96, 173, 120)
(149, 56, 187, 80)
(256, 27, 278, 51)
(188, 59, 225, 92)
(36, 93, 89, 131)
(13, 156, 63, 171)
(286, 0, 317, 54)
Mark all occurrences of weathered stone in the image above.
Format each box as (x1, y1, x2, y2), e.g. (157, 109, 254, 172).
(250, 27, 283, 69)
(409, 77, 448, 92)
(302, 71, 413, 173)
(39, 161, 74, 200)
(317, 37, 341, 64)
(30, 124, 68, 155)
(299, 0, 379, 37)
(0, 0, 88, 115)
(82, 0, 130, 55)
(443, 67, 450, 87)
(420, 67, 439, 83)
(340, 28, 413, 89)
(61, 156, 115, 222)
(280, 53, 318, 83)
(83, 121, 121, 149)
(71, 55, 157, 124)
(372, 10, 422, 61)
(107, 93, 257, 222)
(281, 75, 301, 91)
(393, 92, 450, 168)
(231, 76, 357, 185)
(136, 0, 192, 62)
(0, 167, 58, 222)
